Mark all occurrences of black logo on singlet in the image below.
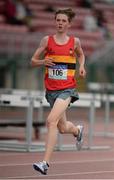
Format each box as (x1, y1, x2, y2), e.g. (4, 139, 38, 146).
(47, 48, 55, 55)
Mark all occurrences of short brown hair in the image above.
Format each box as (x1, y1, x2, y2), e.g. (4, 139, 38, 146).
(55, 8, 76, 22)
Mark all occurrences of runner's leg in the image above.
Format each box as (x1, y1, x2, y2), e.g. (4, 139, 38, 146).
(57, 112, 79, 136)
(43, 97, 71, 164)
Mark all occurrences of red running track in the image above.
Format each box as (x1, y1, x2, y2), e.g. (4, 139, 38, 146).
(0, 145, 114, 179)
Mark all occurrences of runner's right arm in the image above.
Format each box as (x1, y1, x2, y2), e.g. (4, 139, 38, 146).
(31, 36, 55, 67)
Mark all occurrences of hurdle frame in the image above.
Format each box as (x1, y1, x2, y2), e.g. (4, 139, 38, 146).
(0, 89, 111, 151)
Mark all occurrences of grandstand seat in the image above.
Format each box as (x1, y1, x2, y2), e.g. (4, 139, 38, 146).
(94, 2, 114, 12)
(0, 0, 113, 59)
(0, 15, 5, 24)
(0, 24, 28, 33)
(0, 0, 4, 14)
(107, 24, 114, 38)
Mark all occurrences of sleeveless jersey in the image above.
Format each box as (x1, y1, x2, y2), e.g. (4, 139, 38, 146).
(44, 36, 77, 90)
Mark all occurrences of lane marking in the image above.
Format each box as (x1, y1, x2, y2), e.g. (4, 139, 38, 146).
(0, 158, 114, 167)
(0, 149, 113, 157)
(5, 170, 114, 179)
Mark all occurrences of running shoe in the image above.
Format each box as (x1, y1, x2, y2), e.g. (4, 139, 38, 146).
(33, 161, 49, 175)
(75, 125, 84, 150)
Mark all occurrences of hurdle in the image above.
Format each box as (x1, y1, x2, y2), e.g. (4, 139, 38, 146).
(0, 89, 45, 152)
(92, 93, 114, 138)
(88, 82, 114, 138)
(0, 89, 110, 152)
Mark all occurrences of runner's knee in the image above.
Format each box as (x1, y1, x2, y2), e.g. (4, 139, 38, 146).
(46, 116, 58, 128)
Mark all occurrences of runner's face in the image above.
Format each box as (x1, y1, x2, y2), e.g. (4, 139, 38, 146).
(55, 14, 70, 33)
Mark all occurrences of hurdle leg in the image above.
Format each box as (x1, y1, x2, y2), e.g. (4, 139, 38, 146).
(26, 95, 34, 151)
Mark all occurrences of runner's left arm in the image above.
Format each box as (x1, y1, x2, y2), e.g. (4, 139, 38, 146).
(74, 38, 86, 78)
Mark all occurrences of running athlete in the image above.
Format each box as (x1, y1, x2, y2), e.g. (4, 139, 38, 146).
(31, 8, 86, 175)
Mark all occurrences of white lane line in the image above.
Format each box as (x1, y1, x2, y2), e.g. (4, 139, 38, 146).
(0, 153, 34, 157)
(5, 170, 114, 179)
(0, 158, 114, 167)
(0, 150, 113, 157)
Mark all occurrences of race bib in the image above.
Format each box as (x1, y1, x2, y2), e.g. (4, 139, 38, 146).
(48, 65, 67, 80)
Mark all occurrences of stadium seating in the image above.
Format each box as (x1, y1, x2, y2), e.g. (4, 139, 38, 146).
(0, 0, 114, 58)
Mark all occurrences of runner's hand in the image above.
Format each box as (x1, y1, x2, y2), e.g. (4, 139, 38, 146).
(43, 58, 55, 66)
(79, 65, 86, 78)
